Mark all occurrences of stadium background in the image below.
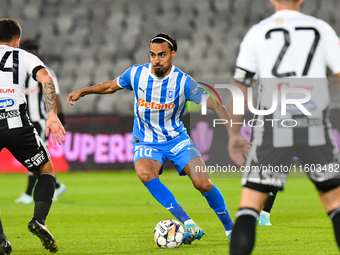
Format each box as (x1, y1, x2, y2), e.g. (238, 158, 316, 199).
(1, 0, 340, 171)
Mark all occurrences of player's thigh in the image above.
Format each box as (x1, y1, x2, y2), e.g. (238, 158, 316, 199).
(134, 145, 165, 183)
(182, 156, 209, 178)
(243, 144, 294, 192)
(3, 125, 51, 173)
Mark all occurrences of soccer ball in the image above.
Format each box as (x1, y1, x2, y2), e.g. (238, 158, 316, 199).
(153, 219, 184, 248)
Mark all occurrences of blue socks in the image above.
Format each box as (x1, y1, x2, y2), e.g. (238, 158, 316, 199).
(202, 185, 234, 231)
(144, 178, 233, 230)
(144, 178, 191, 223)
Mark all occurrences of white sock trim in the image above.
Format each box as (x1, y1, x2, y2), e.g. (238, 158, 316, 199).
(236, 208, 259, 219)
(329, 207, 340, 220)
(260, 211, 270, 217)
(184, 219, 195, 225)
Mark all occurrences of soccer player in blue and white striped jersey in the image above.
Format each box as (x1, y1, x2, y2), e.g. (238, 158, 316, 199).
(68, 33, 250, 244)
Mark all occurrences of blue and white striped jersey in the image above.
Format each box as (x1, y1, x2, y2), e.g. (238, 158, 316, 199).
(117, 63, 206, 143)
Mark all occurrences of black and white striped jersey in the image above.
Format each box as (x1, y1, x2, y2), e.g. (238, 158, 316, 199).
(0, 45, 45, 129)
(234, 10, 340, 147)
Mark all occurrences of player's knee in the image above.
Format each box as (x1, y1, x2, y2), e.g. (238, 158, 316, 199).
(38, 160, 55, 177)
(138, 173, 155, 184)
(193, 178, 213, 193)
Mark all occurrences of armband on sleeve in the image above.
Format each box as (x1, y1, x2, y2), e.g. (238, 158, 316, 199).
(32, 65, 45, 81)
(233, 66, 255, 87)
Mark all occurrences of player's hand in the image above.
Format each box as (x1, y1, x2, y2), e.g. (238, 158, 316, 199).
(67, 91, 82, 106)
(46, 112, 66, 145)
(228, 132, 251, 166)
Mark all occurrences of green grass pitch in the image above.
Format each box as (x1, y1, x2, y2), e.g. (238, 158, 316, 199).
(0, 170, 338, 254)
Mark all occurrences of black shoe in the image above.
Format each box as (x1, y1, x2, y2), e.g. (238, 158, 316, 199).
(0, 240, 12, 255)
(28, 219, 58, 253)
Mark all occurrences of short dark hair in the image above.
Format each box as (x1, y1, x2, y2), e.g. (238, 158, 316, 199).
(0, 18, 21, 43)
(150, 33, 177, 52)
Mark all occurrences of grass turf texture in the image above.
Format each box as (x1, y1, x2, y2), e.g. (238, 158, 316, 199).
(0, 170, 338, 254)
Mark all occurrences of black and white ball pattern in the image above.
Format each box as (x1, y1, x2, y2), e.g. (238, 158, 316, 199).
(153, 219, 184, 248)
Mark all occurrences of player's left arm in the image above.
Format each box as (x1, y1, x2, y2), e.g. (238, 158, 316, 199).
(36, 68, 66, 145)
(206, 96, 230, 130)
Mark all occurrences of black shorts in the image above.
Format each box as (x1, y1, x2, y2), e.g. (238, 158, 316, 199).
(242, 141, 340, 193)
(32, 121, 48, 145)
(0, 114, 50, 172)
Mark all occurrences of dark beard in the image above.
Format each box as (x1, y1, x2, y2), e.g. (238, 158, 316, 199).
(154, 69, 165, 76)
(154, 65, 170, 77)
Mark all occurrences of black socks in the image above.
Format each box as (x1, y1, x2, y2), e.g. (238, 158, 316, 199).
(230, 208, 259, 255)
(33, 174, 56, 225)
(329, 207, 340, 249)
(262, 191, 278, 213)
(26, 174, 37, 196)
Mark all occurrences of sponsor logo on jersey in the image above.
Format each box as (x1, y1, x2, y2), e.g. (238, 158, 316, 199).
(278, 117, 321, 128)
(283, 100, 317, 114)
(167, 89, 174, 100)
(0, 98, 15, 109)
(0, 109, 19, 120)
(278, 82, 314, 92)
(0, 88, 15, 93)
(138, 98, 175, 110)
(276, 18, 284, 24)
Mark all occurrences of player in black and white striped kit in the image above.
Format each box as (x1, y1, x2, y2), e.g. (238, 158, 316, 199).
(14, 39, 66, 205)
(228, 0, 340, 254)
(0, 19, 65, 254)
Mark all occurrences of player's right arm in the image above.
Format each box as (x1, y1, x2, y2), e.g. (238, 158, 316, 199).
(36, 67, 66, 145)
(67, 79, 122, 105)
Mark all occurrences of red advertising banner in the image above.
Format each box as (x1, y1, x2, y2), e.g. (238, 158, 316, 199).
(0, 116, 135, 172)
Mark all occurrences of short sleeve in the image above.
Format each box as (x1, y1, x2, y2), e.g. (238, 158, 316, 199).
(23, 50, 45, 78)
(323, 24, 340, 75)
(117, 67, 133, 91)
(235, 25, 258, 73)
(184, 76, 208, 105)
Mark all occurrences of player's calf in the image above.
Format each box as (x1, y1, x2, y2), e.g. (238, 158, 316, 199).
(230, 208, 258, 255)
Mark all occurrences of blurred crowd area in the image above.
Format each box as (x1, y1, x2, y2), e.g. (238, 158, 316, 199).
(2, 0, 340, 116)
